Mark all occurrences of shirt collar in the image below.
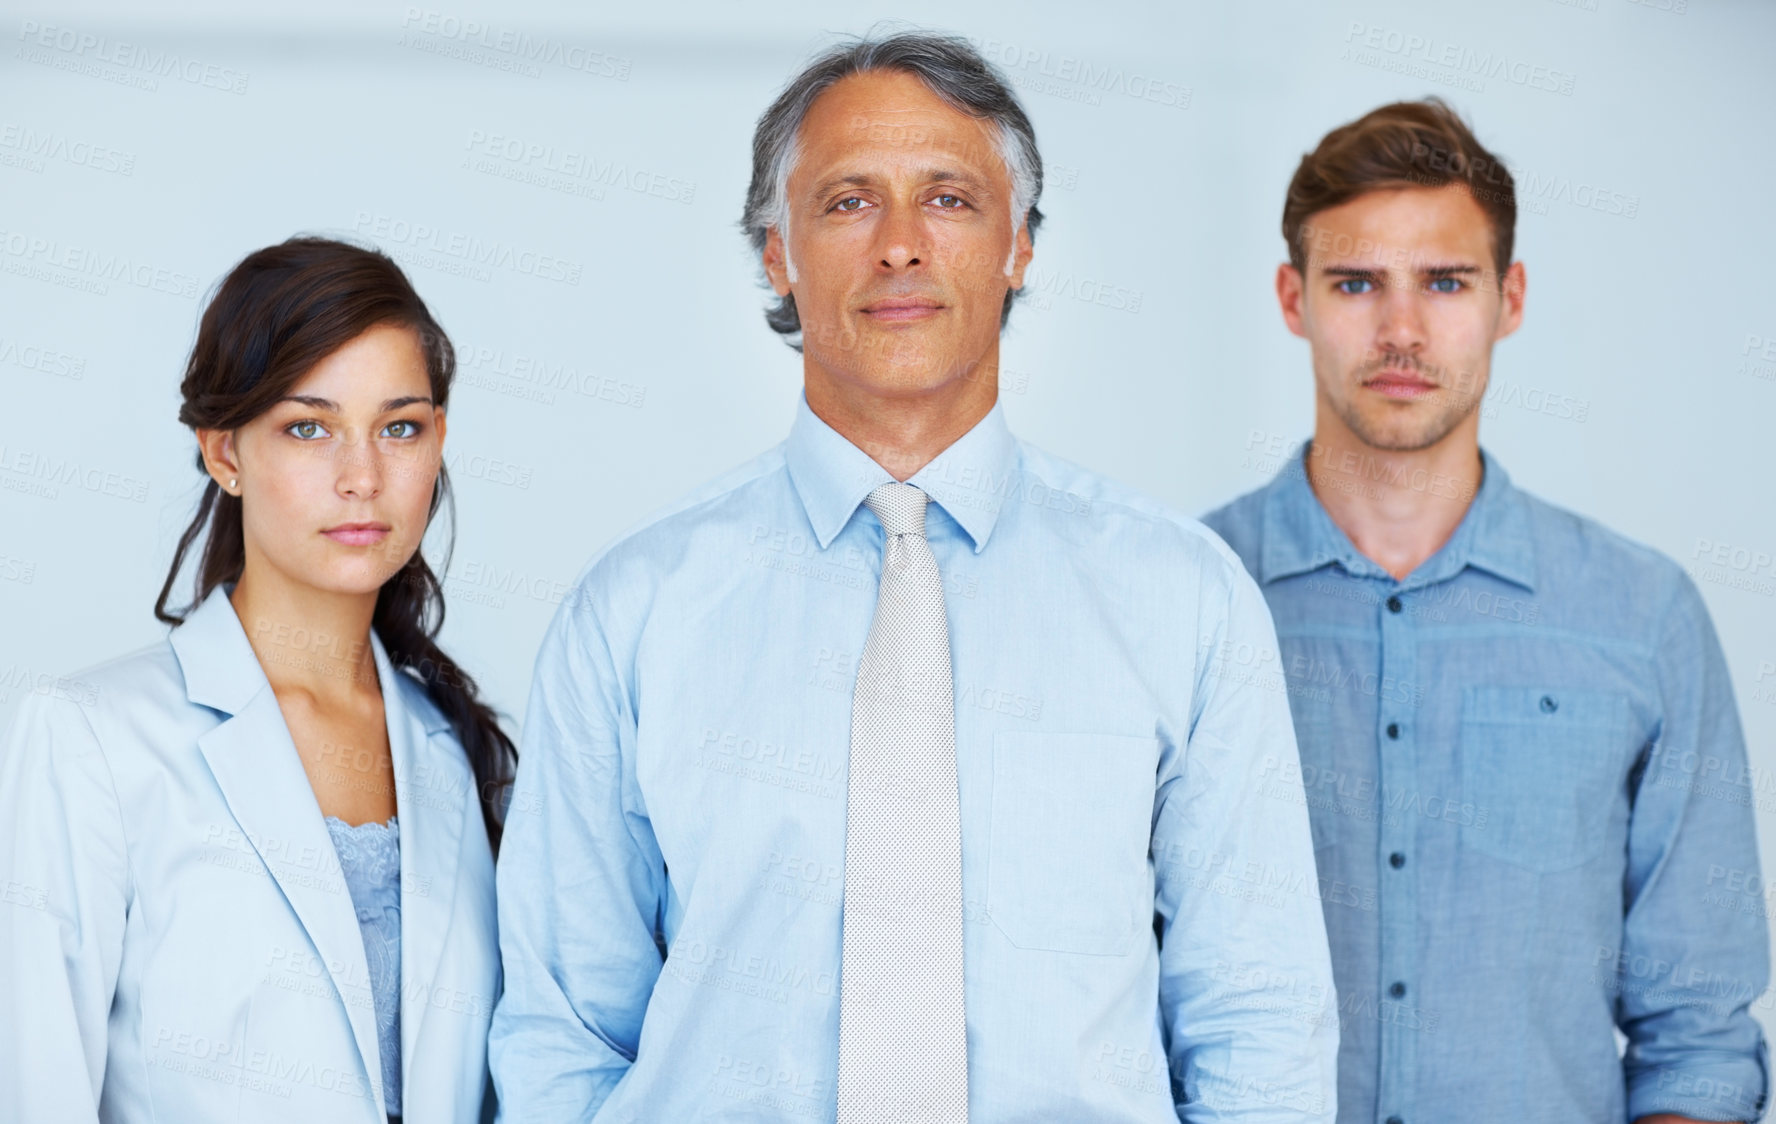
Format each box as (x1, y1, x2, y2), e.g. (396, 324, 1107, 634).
(784, 391, 1017, 554)
(1459, 452, 1537, 591)
(1258, 441, 1536, 592)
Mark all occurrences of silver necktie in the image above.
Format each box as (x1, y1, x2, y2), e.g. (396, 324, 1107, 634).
(837, 482, 969, 1124)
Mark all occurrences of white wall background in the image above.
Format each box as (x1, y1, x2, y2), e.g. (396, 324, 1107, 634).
(5, 0, 1774, 1031)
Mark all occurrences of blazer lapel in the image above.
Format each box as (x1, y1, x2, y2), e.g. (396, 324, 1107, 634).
(374, 635, 467, 1103)
(173, 586, 387, 1110)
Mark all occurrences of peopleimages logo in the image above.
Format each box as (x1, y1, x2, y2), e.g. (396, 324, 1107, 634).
(14, 20, 249, 94)
(0, 123, 136, 176)
(0, 336, 84, 380)
(352, 213, 582, 286)
(398, 8, 630, 81)
(969, 36, 1191, 110)
(1342, 22, 1577, 96)
(463, 131, 695, 205)
(1409, 142, 1639, 221)
(0, 229, 200, 298)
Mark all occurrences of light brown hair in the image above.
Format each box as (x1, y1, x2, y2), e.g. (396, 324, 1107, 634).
(1282, 97, 1515, 276)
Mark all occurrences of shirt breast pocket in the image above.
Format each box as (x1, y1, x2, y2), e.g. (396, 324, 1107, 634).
(1458, 686, 1635, 873)
(987, 731, 1157, 956)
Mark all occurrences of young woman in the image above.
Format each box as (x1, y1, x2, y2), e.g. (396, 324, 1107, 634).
(0, 237, 514, 1123)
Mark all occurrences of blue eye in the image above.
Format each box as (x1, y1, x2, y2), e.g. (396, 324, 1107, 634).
(287, 420, 330, 440)
(1428, 277, 1463, 294)
(1336, 278, 1376, 295)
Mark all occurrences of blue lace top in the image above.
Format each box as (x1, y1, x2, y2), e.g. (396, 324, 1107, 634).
(325, 815, 402, 1119)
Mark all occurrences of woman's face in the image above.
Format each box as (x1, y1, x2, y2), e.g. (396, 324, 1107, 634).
(202, 323, 448, 598)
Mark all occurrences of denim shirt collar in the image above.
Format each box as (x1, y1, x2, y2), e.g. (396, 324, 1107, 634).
(1258, 441, 1537, 592)
(784, 391, 1017, 554)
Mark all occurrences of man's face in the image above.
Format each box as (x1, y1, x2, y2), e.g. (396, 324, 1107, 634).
(763, 69, 1033, 397)
(1277, 185, 1526, 452)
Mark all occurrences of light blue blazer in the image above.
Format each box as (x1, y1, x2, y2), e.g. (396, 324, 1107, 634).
(0, 584, 499, 1122)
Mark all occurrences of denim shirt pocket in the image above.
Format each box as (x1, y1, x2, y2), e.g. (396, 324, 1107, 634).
(1458, 686, 1634, 872)
(986, 731, 1158, 955)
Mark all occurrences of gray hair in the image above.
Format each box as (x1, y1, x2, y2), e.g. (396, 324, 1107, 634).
(740, 31, 1046, 350)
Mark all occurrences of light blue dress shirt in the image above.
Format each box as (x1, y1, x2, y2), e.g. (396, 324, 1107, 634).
(1204, 443, 1770, 1123)
(490, 394, 1339, 1121)
(326, 815, 403, 1121)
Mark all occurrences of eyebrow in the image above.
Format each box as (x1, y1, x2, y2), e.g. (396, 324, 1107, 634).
(808, 169, 991, 200)
(275, 394, 433, 413)
(1320, 264, 1482, 277)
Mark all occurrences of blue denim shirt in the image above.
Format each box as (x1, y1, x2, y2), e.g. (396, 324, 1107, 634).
(488, 395, 1339, 1121)
(1204, 443, 1769, 1123)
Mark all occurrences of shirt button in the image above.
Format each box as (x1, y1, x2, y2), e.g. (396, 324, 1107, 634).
(1386, 723, 1400, 739)
(1387, 1117, 1404, 1124)
(1386, 595, 1403, 613)
(1389, 981, 1407, 998)
(1389, 851, 1406, 869)
(1540, 694, 1558, 713)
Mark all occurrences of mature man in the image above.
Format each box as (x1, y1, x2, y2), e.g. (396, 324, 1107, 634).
(490, 32, 1336, 1123)
(1204, 99, 1770, 1124)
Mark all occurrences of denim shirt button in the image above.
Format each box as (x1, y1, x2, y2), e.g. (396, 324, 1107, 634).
(1540, 694, 1558, 713)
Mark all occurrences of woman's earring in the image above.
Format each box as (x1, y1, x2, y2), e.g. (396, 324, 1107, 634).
(228, 477, 237, 492)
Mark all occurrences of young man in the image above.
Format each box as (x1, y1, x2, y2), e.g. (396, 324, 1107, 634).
(1205, 99, 1769, 1124)
(489, 32, 1336, 1123)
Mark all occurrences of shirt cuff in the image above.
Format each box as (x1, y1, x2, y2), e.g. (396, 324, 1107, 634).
(1627, 1041, 1770, 1122)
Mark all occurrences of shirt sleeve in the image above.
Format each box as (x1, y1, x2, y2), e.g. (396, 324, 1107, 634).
(0, 691, 131, 1124)
(1620, 572, 1771, 1122)
(488, 591, 667, 1120)
(1153, 561, 1340, 1121)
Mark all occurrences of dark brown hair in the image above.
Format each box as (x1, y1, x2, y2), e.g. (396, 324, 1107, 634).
(155, 236, 515, 851)
(1282, 97, 1515, 276)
